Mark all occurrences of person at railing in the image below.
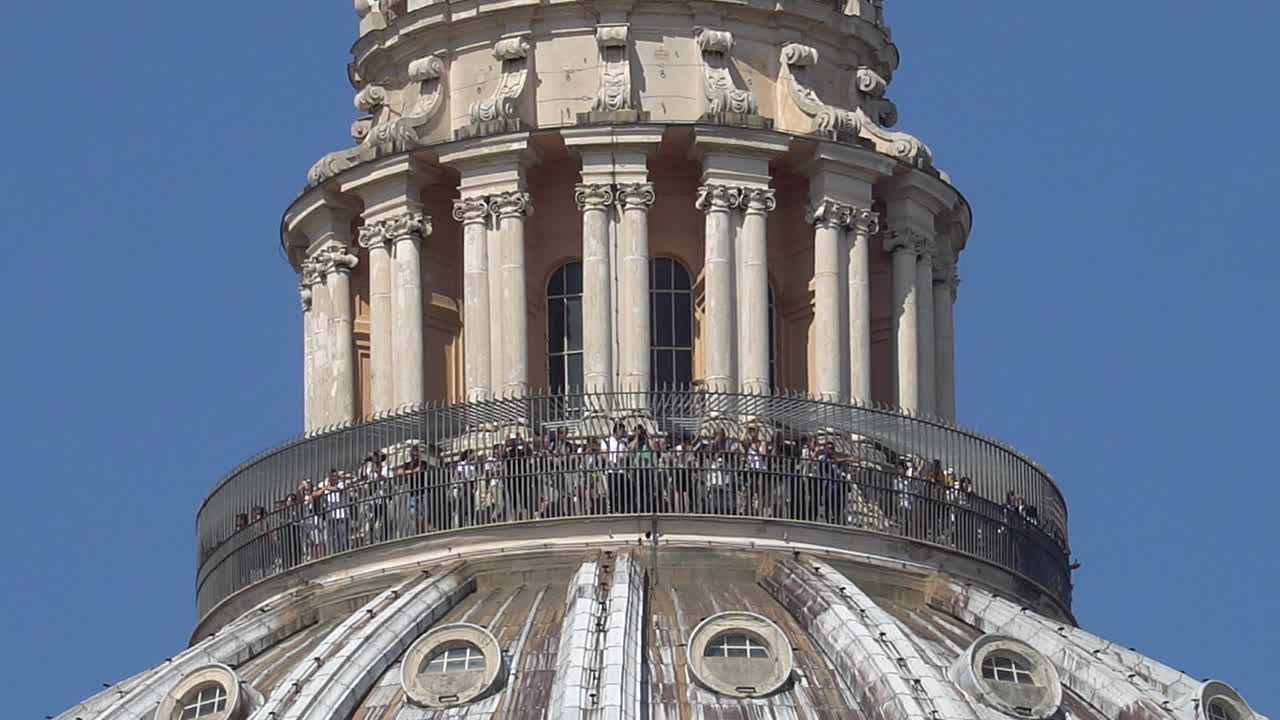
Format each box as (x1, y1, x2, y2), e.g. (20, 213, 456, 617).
(699, 428, 738, 515)
(578, 436, 607, 515)
(321, 469, 351, 554)
(205, 416, 1071, 603)
(742, 426, 767, 517)
(604, 422, 629, 514)
(504, 433, 535, 521)
(630, 424, 656, 514)
(358, 451, 392, 542)
(396, 446, 431, 533)
(452, 449, 478, 529)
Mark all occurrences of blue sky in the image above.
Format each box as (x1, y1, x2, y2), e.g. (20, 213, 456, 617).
(2, 1, 1276, 716)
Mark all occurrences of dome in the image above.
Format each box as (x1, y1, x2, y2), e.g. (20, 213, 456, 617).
(56, 545, 1266, 720)
(49, 1, 1263, 718)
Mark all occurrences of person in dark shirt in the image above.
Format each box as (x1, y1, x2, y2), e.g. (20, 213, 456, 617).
(398, 446, 431, 533)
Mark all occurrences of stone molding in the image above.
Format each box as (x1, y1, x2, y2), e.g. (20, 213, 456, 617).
(593, 25, 633, 112)
(451, 196, 490, 225)
(694, 28, 758, 116)
(573, 183, 615, 212)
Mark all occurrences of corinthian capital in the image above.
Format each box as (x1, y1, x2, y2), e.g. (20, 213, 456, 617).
(491, 191, 533, 219)
(314, 243, 360, 277)
(883, 227, 927, 254)
(451, 197, 489, 225)
(695, 184, 743, 213)
(849, 208, 880, 236)
(574, 184, 615, 212)
(805, 199, 852, 228)
(358, 211, 432, 248)
(742, 188, 777, 214)
(616, 183, 655, 211)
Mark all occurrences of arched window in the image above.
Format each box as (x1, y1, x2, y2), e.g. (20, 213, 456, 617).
(547, 262, 583, 393)
(650, 258, 693, 389)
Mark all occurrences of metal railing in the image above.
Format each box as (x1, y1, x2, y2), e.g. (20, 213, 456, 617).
(194, 390, 1072, 615)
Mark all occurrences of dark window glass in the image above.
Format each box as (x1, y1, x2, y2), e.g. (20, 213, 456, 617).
(649, 258, 694, 389)
(674, 293, 692, 345)
(547, 263, 584, 393)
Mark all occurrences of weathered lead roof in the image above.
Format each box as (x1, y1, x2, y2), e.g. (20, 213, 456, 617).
(56, 549, 1265, 720)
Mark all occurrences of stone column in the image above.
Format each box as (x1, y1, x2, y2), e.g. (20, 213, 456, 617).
(696, 184, 740, 393)
(357, 224, 395, 413)
(492, 191, 532, 395)
(617, 183, 655, 394)
(485, 211, 505, 394)
(848, 208, 879, 404)
(298, 261, 320, 429)
(394, 212, 431, 409)
(454, 197, 492, 401)
(576, 184, 615, 394)
(808, 200, 850, 401)
(886, 230, 920, 413)
(915, 238, 937, 416)
(934, 257, 958, 422)
(738, 188, 775, 395)
(317, 244, 360, 424)
(308, 263, 334, 424)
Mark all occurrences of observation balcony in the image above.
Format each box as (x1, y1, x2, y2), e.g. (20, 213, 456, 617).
(194, 391, 1071, 627)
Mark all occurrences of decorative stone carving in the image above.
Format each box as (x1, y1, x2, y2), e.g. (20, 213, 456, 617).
(593, 25, 633, 112)
(778, 43, 933, 169)
(695, 184, 744, 212)
(305, 53, 448, 188)
(934, 255, 960, 295)
(314, 243, 360, 277)
(806, 199, 853, 228)
(694, 28, 758, 116)
(354, 0, 396, 23)
(616, 183, 656, 210)
(467, 37, 530, 132)
(451, 196, 490, 225)
(574, 183, 615, 211)
(490, 191, 533, 219)
(854, 67, 898, 127)
(742, 188, 777, 214)
(850, 207, 880, 235)
(883, 227, 927, 254)
(397, 55, 447, 130)
(298, 258, 322, 311)
(359, 212, 433, 247)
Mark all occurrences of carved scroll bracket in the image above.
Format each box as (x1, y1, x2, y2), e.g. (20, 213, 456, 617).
(778, 42, 933, 169)
(462, 36, 531, 138)
(694, 27, 759, 118)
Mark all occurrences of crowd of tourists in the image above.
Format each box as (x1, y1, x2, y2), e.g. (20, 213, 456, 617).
(207, 421, 1064, 585)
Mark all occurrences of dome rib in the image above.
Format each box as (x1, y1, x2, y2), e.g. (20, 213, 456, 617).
(84, 589, 319, 720)
(931, 581, 1179, 720)
(762, 556, 980, 720)
(285, 565, 470, 720)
